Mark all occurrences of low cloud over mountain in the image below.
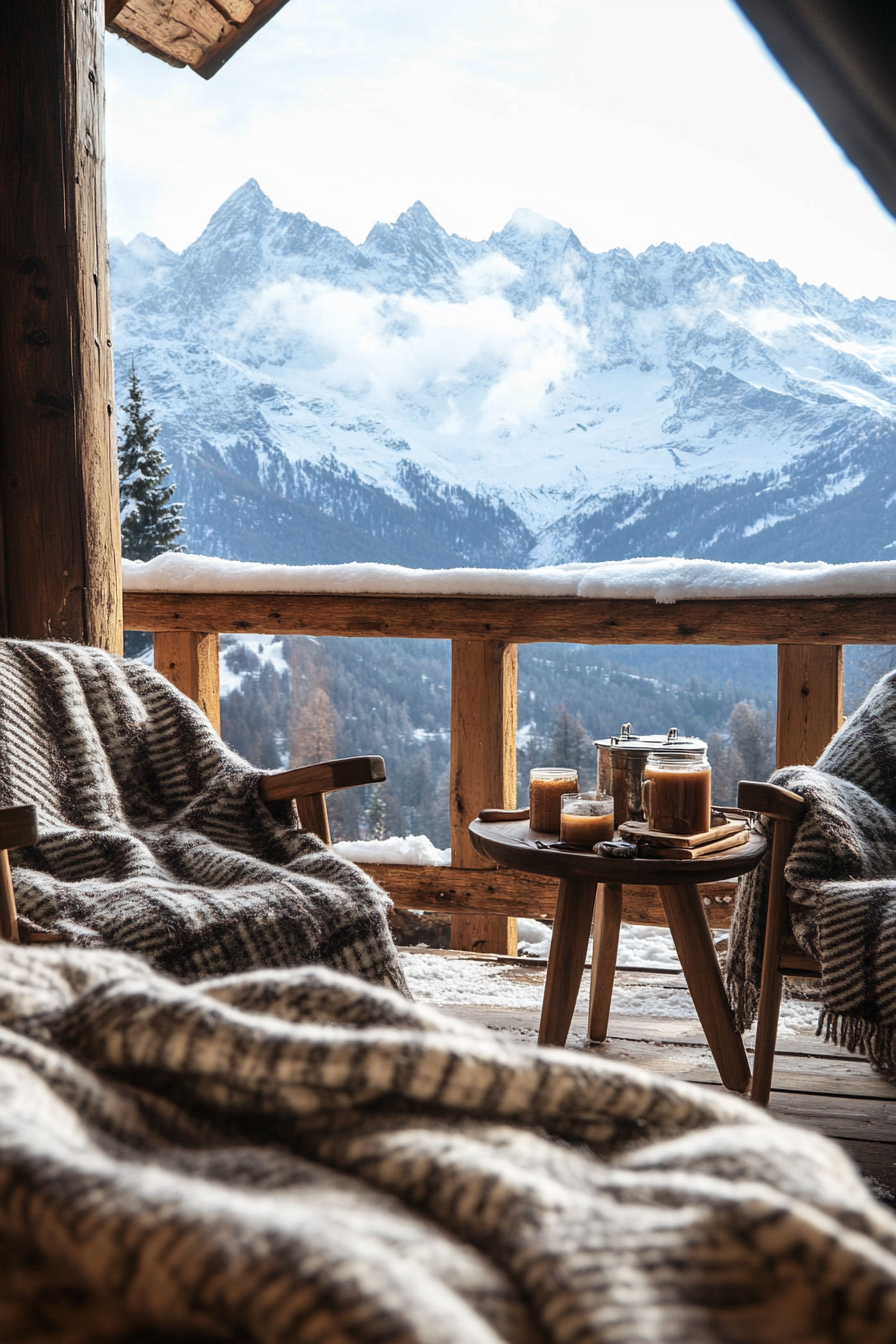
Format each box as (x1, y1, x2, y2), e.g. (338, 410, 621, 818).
(110, 180, 896, 566)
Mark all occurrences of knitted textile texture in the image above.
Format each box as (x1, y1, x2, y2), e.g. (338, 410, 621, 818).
(2, 944, 896, 1344)
(727, 667, 896, 1070)
(0, 639, 406, 990)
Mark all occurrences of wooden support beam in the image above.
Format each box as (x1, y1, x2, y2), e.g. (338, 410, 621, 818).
(361, 863, 736, 929)
(776, 644, 843, 767)
(123, 591, 896, 646)
(153, 631, 220, 732)
(449, 640, 518, 955)
(0, 0, 122, 650)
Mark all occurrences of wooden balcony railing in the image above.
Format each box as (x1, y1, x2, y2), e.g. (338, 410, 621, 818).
(125, 588, 891, 954)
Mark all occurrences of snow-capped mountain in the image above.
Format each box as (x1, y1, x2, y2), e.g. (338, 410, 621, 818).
(110, 180, 896, 566)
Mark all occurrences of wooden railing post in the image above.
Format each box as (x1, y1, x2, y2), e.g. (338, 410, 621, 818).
(776, 644, 843, 768)
(153, 632, 221, 733)
(450, 639, 518, 954)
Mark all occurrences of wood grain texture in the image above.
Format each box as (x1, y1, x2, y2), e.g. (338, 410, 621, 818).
(195, 0, 292, 78)
(153, 631, 220, 732)
(111, 0, 230, 67)
(659, 883, 752, 1093)
(588, 882, 623, 1042)
(538, 878, 596, 1046)
(108, 0, 291, 77)
(776, 643, 843, 767)
(260, 755, 386, 802)
(295, 794, 330, 845)
(450, 639, 518, 955)
(468, 818, 765, 886)
(737, 780, 806, 822)
(0, 806, 39, 851)
(360, 863, 736, 927)
(123, 591, 896, 644)
(0, 0, 122, 650)
(0, 852, 20, 943)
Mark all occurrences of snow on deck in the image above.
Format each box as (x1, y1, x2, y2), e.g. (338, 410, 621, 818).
(123, 553, 896, 604)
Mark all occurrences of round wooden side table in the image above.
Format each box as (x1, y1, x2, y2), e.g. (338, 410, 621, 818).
(468, 816, 767, 1093)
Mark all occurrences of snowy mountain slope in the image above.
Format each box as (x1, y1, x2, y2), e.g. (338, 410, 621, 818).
(110, 180, 896, 565)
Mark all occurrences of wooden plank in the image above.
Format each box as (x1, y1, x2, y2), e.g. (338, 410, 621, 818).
(110, 0, 230, 67)
(776, 643, 843, 767)
(584, 1034, 896, 1101)
(445, 1003, 850, 1060)
(195, 0, 293, 79)
(768, 1093, 896, 1145)
(835, 1139, 896, 1190)
(123, 591, 896, 646)
(363, 863, 736, 927)
(153, 631, 220, 732)
(0, 0, 122, 651)
(450, 639, 518, 955)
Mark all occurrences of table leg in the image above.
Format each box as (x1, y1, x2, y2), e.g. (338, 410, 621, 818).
(658, 883, 751, 1093)
(588, 882, 622, 1042)
(538, 878, 597, 1047)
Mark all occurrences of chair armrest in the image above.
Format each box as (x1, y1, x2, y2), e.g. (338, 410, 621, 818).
(0, 805, 38, 944)
(259, 755, 386, 804)
(737, 780, 807, 824)
(0, 805, 38, 850)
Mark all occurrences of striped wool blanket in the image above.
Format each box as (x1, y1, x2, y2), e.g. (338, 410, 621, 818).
(728, 668, 896, 1069)
(2, 941, 896, 1343)
(0, 639, 405, 989)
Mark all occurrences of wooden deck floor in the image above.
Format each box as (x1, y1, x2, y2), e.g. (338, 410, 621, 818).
(437, 966, 896, 1201)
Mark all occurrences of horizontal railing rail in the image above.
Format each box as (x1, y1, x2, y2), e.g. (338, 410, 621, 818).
(125, 587, 881, 953)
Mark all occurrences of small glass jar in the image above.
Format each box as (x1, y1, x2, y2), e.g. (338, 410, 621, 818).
(529, 767, 578, 833)
(560, 791, 614, 847)
(642, 748, 711, 836)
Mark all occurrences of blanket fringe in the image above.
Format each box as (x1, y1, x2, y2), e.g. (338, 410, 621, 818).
(819, 1009, 896, 1075)
(728, 979, 759, 1038)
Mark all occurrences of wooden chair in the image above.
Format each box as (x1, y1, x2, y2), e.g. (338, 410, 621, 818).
(0, 755, 386, 943)
(737, 780, 816, 1106)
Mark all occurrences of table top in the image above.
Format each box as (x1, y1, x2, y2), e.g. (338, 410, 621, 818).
(468, 817, 767, 884)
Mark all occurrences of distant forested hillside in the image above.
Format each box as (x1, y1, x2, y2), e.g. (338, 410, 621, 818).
(220, 636, 797, 844)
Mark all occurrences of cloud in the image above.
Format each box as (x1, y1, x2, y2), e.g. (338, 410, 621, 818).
(231, 277, 588, 433)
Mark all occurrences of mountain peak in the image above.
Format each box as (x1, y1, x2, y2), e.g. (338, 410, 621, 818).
(203, 179, 276, 234)
(505, 207, 567, 237)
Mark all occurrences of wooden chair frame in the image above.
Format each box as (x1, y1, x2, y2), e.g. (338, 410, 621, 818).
(737, 780, 816, 1106)
(0, 755, 387, 943)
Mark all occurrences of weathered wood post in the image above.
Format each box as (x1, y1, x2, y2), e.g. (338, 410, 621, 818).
(0, 0, 122, 651)
(153, 631, 221, 732)
(776, 644, 843, 767)
(450, 639, 519, 955)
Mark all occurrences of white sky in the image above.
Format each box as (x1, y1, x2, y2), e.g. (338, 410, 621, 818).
(105, 0, 896, 301)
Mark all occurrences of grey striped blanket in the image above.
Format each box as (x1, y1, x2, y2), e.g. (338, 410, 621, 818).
(728, 667, 896, 1070)
(3, 941, 896, 1343)
(0, 639, 405, 989)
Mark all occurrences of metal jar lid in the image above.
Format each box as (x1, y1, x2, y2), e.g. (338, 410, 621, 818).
(593, 724, 707, 754)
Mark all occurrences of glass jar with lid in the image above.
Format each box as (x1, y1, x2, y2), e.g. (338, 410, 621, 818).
(641, 745, 711, 836)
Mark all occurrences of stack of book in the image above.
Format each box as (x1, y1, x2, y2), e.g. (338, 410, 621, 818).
(618, 815, 750, 860)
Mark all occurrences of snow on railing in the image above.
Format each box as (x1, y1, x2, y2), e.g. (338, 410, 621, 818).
(122, 553, 896, 604)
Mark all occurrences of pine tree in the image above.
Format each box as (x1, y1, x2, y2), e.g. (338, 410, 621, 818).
(118, 365, 185, 562)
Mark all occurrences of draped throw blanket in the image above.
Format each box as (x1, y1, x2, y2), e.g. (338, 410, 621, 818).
(728, 667, 896, 1070)
(0, 639, 405, 989)
(2, 943, 896, 1343)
